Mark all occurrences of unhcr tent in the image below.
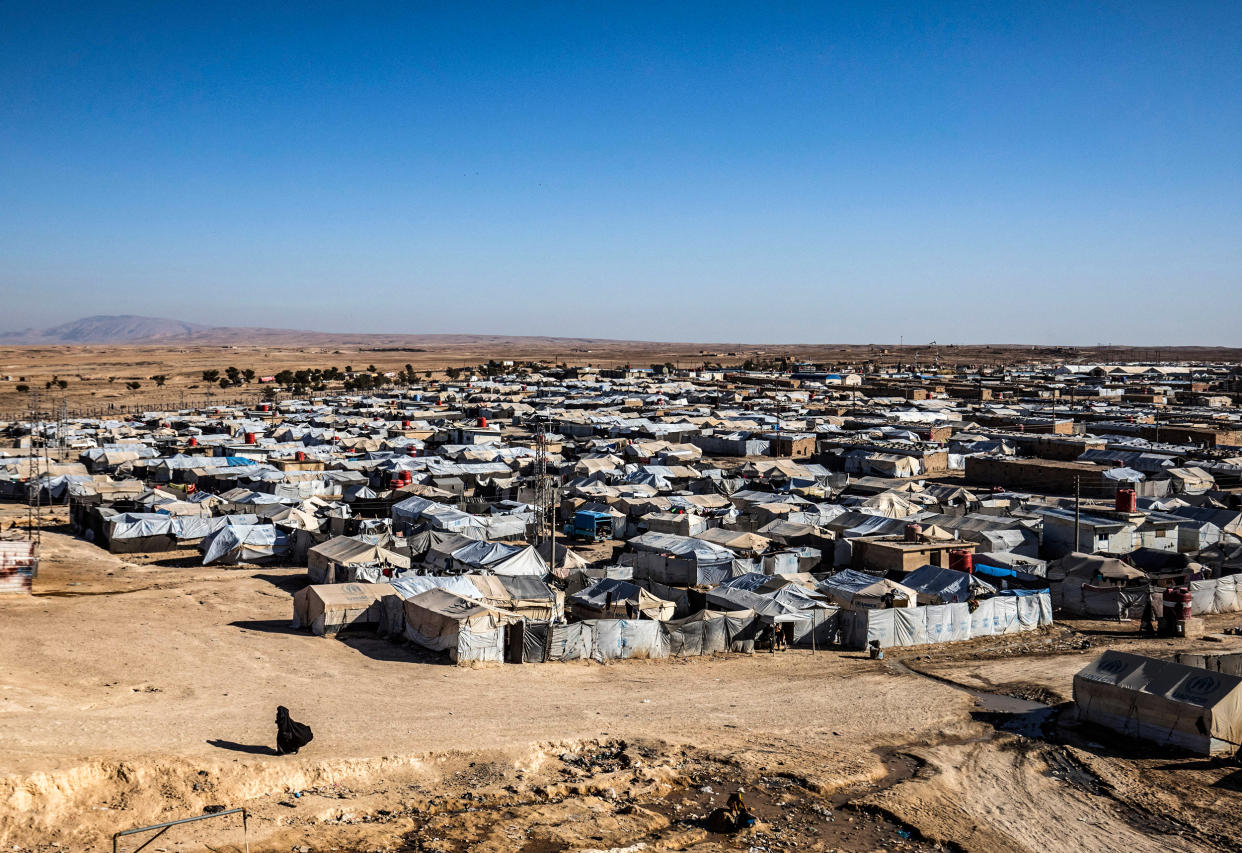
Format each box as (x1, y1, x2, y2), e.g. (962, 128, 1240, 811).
(291, 582, 394, 636)
(1074, 650, 1242, 755)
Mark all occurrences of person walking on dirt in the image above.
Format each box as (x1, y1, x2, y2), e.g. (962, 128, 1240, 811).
(275, 706, 314, 756)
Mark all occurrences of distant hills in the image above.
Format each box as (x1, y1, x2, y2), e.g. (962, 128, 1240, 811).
(0, 315, 214, 344)
(0, 314, 635, 348)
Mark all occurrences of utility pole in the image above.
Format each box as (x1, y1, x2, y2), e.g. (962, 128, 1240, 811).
(1074, 475, 1081, 554)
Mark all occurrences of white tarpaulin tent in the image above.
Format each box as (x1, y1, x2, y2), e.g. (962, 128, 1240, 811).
(201, 523, 287, 565)
(1074, 650, 1242, 755)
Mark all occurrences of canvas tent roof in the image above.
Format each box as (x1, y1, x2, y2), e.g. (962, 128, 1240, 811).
(1053, 552, 1146, 582)
(292, 582, 394, 636)
(308, 535, 411, 570)
(1074, 650, 1242, 754)
(692, 528, 772, 554)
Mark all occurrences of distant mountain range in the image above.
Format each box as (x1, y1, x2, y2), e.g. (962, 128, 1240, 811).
(0, 315, 216, 344)
(0, 314, 636, 347)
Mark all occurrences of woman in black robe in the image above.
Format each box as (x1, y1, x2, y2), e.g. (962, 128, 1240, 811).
(275, 706, 314, 755)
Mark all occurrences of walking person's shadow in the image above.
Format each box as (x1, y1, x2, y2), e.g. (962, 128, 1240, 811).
(207, 738, 277, 755)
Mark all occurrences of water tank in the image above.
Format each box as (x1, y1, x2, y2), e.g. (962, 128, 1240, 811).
(244, 432, 256, 445)
(187, 437, 198, 447)
(949, 549, 974, 574)
(402, 420, 411, 428)
(478, 416, 488, 428)
(904, 523, 923, 542)
(1115, 488, 1137, 513)
(295, 451, 306, 462)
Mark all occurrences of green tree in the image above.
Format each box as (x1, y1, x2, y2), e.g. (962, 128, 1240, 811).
(15, 384, 28, 392)
(242, 368, 256, 383)
(151, 374, 168, 386)
(202, 369, 220, 383)
(126, 381, 141, 390)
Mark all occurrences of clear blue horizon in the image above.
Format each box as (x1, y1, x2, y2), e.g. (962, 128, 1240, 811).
(2, 3, 1239, 344)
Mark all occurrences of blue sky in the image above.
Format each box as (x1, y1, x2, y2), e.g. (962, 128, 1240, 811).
(2, 2, 1239, 343)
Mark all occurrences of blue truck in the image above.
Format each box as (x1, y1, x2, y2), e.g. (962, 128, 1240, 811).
(563, 509, 614, 543)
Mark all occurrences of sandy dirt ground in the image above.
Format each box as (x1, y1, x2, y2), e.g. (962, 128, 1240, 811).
(4, 507, 1242, 852)
(5, 339, 1239, 417)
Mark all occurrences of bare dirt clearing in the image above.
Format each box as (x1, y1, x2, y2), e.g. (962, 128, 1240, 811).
(4, 513, 1242, 851)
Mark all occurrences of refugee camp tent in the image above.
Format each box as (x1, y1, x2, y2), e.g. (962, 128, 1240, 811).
(376, 574, 483, 636)
(569, 578, 675, 621)
(818, 570, 917, 610)
(307, 535, 412, 584)
(1074, 650, 1242, 754)
(102, 512, 177, 553)
(692, 528, 772, 556)
(582, 618, 669, 661)
(662, 609, 758, 656)
(902, 565, 996, 605)
(628, 531, 736, 585)
(401, 588, 522, 664)
(465, 574, 562, 621)
(841, 592, 1052, 649)
(201, 524, 288, 565)
(291, 582, 395, 636)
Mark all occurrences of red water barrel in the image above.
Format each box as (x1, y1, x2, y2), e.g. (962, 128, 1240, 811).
(1115, 488, 1137, 513)
(244, 432, 256, 444)
(407, 446, 418, 457)
(261, 404, 270, 412)
(402, 420, 411, 428)
(187, 437, 198, 447)
(296, 450, 307, 462)
(905, 523, 923, 542)
(478, 416, 488, 428)
(949, 549, 974, 574)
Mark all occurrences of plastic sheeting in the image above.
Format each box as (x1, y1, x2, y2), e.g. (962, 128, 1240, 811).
(662, 610, 759, 656)
(585, 619, 669, 661)
(201, 524, 286, 565)
(841, 593, 1053, 649)
(547, 622, 593, 661)
(1189, 575, 1242, 616)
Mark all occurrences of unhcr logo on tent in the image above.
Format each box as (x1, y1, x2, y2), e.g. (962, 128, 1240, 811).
(1098, 657, 1127, 675)
(1173, 674, 1221, 704)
